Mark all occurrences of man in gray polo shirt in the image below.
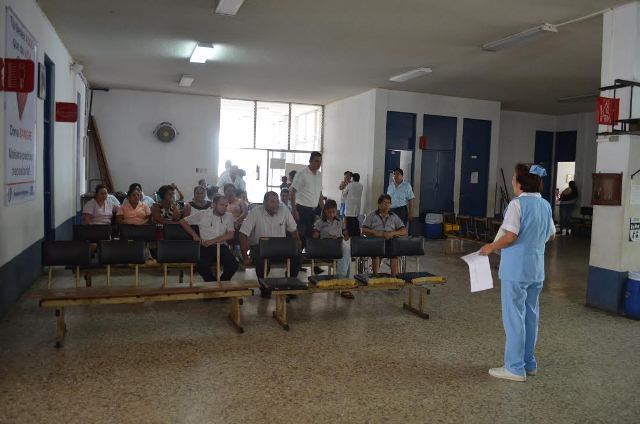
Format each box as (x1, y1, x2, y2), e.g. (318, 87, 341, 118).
(362, 194, 407, 276)
(239, 191, 301, 281)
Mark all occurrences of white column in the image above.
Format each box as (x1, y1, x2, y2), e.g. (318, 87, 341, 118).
(587, 2, 640, 312)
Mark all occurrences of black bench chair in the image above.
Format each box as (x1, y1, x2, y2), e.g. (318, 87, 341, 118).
(119, 224, 156, 242)
(156, 240, 200, 286)
(257, 237, 307, 330)
(98, 240, 146, 286)
(42, 241, 92, 288)
(163, 224, 199, 240)
(386, 236, 447, 319)
(73, 224, 112, 242)
(306, 238, 355, 287)
(351, 237, 405, 287)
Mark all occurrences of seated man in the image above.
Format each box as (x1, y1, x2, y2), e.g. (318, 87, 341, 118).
(239, 191, 301, 281)
(179, 194, 238, 282)
(361, 194, 407, 276)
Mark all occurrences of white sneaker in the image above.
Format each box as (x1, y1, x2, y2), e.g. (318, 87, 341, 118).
(489, 367, 526, 382)
(526, 369, 537, 376)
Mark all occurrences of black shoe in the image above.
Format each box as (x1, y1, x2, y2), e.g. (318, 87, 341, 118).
(313, 266, 324, 274)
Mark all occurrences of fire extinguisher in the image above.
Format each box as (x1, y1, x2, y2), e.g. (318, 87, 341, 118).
(419, 135, 427, 150)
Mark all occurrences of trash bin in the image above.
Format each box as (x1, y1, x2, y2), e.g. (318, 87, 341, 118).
(424, 213, 443, 239)
(623, 272, 640, 320)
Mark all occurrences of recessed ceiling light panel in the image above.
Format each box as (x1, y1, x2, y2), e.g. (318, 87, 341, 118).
(190, 42, 215, 63)
(178, 75, 195, 87)
(215, 0, 245, 16)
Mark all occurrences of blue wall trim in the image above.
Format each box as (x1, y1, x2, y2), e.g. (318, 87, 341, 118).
(586, 265, 628, 314)
(0, 216, 75, 319)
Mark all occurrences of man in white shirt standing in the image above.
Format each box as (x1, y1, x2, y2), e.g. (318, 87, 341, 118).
(344, 173, 364, 237)
(179, 194, 238, 282)
(290, 151, 324, 244)
(218, 166, 246, 194)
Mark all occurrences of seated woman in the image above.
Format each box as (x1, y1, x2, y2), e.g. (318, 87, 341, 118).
(116, 189, 151, 224)
(312, 199, 353, 299)
(183, 185, 212, 217)
(82, 184, 119, 225)
(152, 185, 182, 224)
(361, 194, 407, 276)
(122, 183, 155, 208)
(223, 183, 248, 229)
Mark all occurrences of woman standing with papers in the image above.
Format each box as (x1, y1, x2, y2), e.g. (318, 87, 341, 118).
(479, 163, 555, 382)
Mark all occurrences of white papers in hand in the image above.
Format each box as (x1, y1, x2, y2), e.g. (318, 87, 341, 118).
(461, 251, 493, 292)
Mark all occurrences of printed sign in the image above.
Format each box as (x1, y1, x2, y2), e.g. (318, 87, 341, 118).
(4, 8, 37, 205)
(630, 218, 640, 243)
(596, 96, 620, 126)
(4, 58, 35, 92)
(55, 102, 78, 122)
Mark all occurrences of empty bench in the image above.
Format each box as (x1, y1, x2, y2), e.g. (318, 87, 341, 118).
(38, 239, 258, 347)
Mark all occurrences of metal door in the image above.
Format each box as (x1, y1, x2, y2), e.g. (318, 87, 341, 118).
(459, 119, 491, 217)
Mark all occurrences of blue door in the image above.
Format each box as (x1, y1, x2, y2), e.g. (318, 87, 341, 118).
(384, 111, 416, 189)
(459, 119, 491, 217)
(555, 131, 577, 162)
(534, 131, 554, 202)
(43, 55, 55, 241)
(420, 115, 456, 213)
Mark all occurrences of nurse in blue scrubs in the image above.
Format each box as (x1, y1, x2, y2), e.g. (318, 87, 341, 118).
(480, 163, 555, 382)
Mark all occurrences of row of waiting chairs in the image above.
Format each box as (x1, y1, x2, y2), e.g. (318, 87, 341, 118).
(43, 239, 201, 288)
(442, 213, 502, 242)
(73, 223, 198, 243)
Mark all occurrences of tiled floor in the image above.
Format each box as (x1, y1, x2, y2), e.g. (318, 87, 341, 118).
(0, 236, 639, 423)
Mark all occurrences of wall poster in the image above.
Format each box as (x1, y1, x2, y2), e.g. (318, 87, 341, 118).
(5, 7, 38, 205)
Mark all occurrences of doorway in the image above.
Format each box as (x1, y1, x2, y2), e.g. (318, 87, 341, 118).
(384, 111, 416, 190)
(43, 55, 55, 240)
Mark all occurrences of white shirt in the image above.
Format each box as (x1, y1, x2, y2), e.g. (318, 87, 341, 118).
(217, 174, 247, 194)
(239, 205, 297, 246)
(291, 166, 322, 208)
(184, 209, 235, 241)
(344, 181, 363, 217)
(501, 193, 555, 240)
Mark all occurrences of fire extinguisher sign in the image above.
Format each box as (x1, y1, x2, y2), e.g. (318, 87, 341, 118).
(630, 218, 640, 242)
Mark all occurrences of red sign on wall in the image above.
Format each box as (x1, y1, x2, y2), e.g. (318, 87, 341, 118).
(3, 58, 35, 92)
(55, 102, 78, 122)
(596, 96, 620, 125)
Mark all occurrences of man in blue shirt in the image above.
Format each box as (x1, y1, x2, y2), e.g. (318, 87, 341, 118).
(387, 168, 414, 226)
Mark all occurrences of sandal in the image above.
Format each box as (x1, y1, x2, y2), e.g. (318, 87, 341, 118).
(340, 291, 355, 299)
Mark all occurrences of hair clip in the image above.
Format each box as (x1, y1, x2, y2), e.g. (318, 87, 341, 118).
(529, 164, 547, 177)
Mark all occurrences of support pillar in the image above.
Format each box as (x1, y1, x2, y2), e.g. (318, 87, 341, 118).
(588, 2, 640, 312)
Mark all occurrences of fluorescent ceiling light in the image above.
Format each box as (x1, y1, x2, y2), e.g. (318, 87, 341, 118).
(557, 93, 598, 103)
(178, 75, 195, 87)
(482, 23, 558, 52)
(190, 43, 215, 63)
(215, 0, 245, 16)
(389, 67, 432, 82)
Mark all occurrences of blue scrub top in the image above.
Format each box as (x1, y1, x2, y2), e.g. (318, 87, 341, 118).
(387, 180, 415, 208)
(499, 195, 553, 282)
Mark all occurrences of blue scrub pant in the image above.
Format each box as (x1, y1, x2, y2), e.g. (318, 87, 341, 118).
(501, 279, 543, 376)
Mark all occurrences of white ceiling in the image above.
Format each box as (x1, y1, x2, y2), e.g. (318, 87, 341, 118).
(37, 0, 628, 114)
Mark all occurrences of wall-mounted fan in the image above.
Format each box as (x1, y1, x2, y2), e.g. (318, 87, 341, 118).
(154, 122, 177, 143)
